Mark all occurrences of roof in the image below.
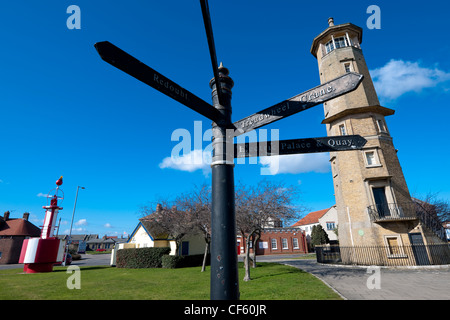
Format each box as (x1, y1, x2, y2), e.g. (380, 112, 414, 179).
(0, 218, 41, 237)
(291, 208, 330, 227)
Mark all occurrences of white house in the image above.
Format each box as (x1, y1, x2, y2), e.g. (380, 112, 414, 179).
(110, 215, 206, 266)
(291, 206, 338, 242)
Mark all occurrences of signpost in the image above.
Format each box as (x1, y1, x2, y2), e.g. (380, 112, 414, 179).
(94, 0, 365, 300)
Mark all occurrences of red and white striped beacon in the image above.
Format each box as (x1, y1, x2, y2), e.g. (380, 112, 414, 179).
(19, 176, 66, 273)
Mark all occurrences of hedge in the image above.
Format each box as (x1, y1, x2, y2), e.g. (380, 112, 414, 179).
(116, 247, 171, 268)
(162, 254, 210, 269)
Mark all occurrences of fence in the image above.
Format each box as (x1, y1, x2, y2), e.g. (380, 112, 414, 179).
(315, 244, 450, 266)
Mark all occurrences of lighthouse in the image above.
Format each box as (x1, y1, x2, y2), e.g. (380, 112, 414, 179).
(19, 177, 66, 273)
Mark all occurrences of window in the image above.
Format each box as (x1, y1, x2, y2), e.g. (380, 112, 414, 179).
(339, 124, 347, 136)
(293, 238, 299, 249)
(271, 238, 277, 250)
(364, 149, 381, 167)
(282, 238, 288, 250)
(325, 36, 349, 54)
(344, 62, 351, 73)
(334, 36, 348, 49)
(376, 119, 387, 133)
(384, 235, 407, 258)
(366, 151, 376, 166)
(325, 40, 334, 54)
(326, 222, 336, 230)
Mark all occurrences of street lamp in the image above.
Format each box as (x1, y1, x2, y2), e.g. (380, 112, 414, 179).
(63, 186, 85, 266)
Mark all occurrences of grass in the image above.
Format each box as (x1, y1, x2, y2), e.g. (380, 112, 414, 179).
(0, 262, 341, 300)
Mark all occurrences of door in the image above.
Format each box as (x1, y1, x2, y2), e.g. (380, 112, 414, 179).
(181, 241, 189, 256)
(409, 233, 430, 265)
(372, 187, 390, 217)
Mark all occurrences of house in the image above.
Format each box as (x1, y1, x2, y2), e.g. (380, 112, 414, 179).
(110, 214, 206, 265)
(237, 227, 308, 256)
(291, 206, 338, 244)
(0, 211, 41, 264)
(86, 235, 127, 251)
(57, 234, 99, 253)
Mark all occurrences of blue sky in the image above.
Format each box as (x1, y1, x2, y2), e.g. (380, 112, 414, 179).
(1, 1, 450, 237)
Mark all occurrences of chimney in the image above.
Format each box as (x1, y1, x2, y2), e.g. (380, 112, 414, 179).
(328, 17, 335, 27)
(4, 211, 10, 221)
(23, 212, 30, 221)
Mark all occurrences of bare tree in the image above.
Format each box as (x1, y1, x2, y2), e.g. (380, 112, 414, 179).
(174, 184, 212, 271)
(140, 200, 193, 256)
(417, 192, 450, 223)
(236, 180, 303, 281)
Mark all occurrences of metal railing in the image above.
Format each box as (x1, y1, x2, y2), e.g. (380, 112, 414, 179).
(367, 202, 417, 221)
(367, 202, 446, 241)
(316, 244, 450, 266)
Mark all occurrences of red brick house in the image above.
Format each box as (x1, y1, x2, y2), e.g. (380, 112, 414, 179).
(237, 227, 308, 256)
(0, 211, 41, 264)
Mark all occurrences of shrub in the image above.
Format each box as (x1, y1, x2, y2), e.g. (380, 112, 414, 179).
(116, 247, 171, 268)
(162, 254, 210, 269)
(161, 255, 184, 269)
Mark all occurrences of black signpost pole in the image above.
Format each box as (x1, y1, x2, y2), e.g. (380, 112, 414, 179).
(209, 65, 239, 300)
(200, 0, 239, 300)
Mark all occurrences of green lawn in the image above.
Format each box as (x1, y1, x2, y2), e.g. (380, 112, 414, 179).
(0, 262, 341, 300)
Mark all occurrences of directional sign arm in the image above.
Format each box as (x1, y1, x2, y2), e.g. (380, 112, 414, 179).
(233, 72, 364, 136)
(199, 0, 225, 107)
(94, 41, 224, 123)
(234, 135, 367, 158)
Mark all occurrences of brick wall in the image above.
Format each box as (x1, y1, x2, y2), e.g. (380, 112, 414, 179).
(239, 229, 308, 255)
(0, 237, 26, 264)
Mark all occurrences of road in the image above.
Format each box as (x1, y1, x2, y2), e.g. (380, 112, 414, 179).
(0, 253, 112, 270)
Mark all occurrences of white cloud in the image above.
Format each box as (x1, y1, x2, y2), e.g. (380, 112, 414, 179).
(259, 153, 330, 175)
(370, 59, 450, 101)
(64, 227, 86, 234)
(75, 219, 88, 226)
(159, 149, 212, 176)
(104, 223, 113, 228)
(36, 192, 49, 198)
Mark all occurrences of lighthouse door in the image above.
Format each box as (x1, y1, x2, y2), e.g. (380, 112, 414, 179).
(372, 187, 389, 217)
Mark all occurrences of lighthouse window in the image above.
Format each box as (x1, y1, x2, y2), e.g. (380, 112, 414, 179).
(364, 149, 381, 167)
(338, 124, 347, 136)
(335, 36, 349, 49)
(344, 62, 352, 73)
(325, 36, 349, 54)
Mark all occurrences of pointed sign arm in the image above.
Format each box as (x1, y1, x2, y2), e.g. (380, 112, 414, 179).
(234, 135, 367, 158)
(199, 0, 225, 107)
(94, 41, 224, 123)
(233, 72, 364, 136)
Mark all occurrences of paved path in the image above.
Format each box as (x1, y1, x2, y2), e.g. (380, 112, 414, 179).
(279, 259, 450, 300)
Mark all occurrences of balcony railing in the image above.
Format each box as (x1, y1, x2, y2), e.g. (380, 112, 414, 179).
(368, 202, 447, 241)
(367, 202, 418, 222)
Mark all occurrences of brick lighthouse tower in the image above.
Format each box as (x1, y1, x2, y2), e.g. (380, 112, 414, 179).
(309, 18, 446, 264)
